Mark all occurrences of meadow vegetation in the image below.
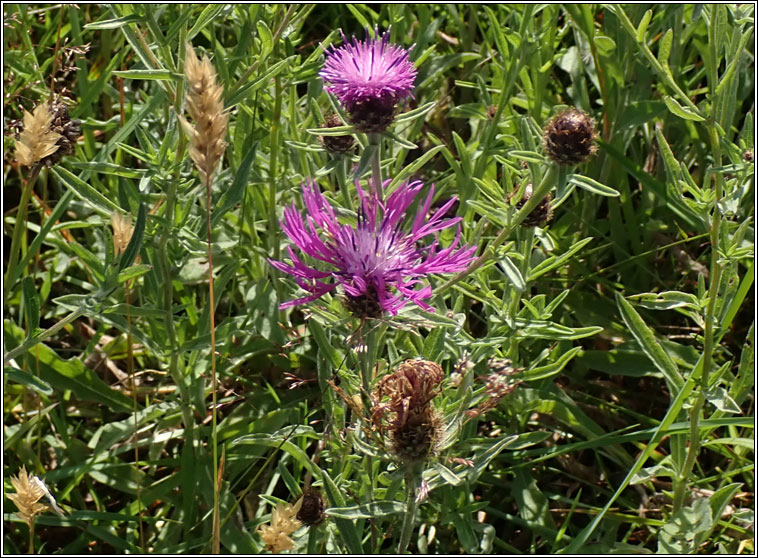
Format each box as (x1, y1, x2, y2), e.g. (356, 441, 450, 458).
(3, 4, 754, 554)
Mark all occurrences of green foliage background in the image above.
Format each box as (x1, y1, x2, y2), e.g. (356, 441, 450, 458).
(3, 4, 754, 554)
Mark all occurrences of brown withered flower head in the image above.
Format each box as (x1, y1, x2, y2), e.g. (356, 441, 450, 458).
(507, 183, 554, 227)
(320, 113, 356, 155)
(296, 487, 327, 526)
(542, 108, 598, 166)
(371, 359, 445, 462)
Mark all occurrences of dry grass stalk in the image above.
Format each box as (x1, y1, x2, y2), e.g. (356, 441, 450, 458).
(181, 43, 227, 186)
(15, 103, 62, 168)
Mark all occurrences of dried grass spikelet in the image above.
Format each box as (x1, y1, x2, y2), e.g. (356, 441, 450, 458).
(258, 497, 303, 553)
(111, 212, 135, 255)
(5, 466, 68, 527)
(181, 43, 228, 186)
(466, 358, 522, 418)
(15, 103, 62, 168)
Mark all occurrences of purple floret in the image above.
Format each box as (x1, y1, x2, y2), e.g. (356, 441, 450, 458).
(270, 180, 476, 316)
(319, 27, 417, 112)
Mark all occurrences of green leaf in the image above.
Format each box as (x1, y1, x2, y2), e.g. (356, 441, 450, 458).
(422, 327, 445, 361)
(636, 10, 653, 42)
(83, 14, 143, 29)
(256, 20, 273, 60)
(663, 95, 706, 121)
(305, 125, 355, 136)
(521, 347, 582, 382)
(212, 142, 257, 226)
(704, 385, 741, 414)
(497, 255, 526, 292)
(51, 167, 121, 216)
(4, 321, 135, 412)
(658, 498, 712, 553)
(119, 204, 146, 272)
(22, 277, 40, 336)
(658, 29, 673, 67)
(113, 69, 183, 81)
(528, 237, 593, 281)
(4, 366, 54, 395)
(326, 500, 406, 519)
(187, 5, 227, 40)
(568, 174, 620, 197)
(393, 101, 437, 124)
(616, 293, 683, 391)
(117, 264, 153, 283)
(309, 320, 344, 371)
(385, 145, 444, 192)
(69, 161, 148, 178)
(321, 469, 363, 554)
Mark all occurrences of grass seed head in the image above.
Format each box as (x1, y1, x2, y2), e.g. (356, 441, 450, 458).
(6, 466, 49, 527)
(543, 108, 598, 166)
(15, 102, 62, 168)
(258, 497, 303, 553)
(111, 212, 135, 256)
(183, 43, 227, 186)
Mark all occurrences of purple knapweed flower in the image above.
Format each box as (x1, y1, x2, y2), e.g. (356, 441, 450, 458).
(270, 180, 476, 317)
(319, 27, 417, 133)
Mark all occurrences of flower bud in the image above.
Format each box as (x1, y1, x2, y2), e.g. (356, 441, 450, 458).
(320, 113, 356, 155)
(296, 487, 327, 526)
(508, 183, 554, 227)
(542, 108, 598, 166)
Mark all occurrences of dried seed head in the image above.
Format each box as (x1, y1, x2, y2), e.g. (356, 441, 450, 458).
(467, 357, 522, 418)
(258, 497, 303, 553)
(296, 487, 327, 526)
(182, 43, 228, 186)
(372, 359, 444, 426)
(111, 212, 134, 256)
(543, 108, 598, 166)
(15, 103, 62, 168)
(320, 113, 356, 155)
(507, 183, 554, 227)
(390, 404, 443, 462)
(371, 359, 445, 462)
(6, 466, 49, 527)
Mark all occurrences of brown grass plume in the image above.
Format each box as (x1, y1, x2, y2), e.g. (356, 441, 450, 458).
(181, 43, 227, 186)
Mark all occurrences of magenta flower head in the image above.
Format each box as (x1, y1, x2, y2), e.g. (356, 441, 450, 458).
(319, 27, 417, 133)
(270, 180, 476, 317)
